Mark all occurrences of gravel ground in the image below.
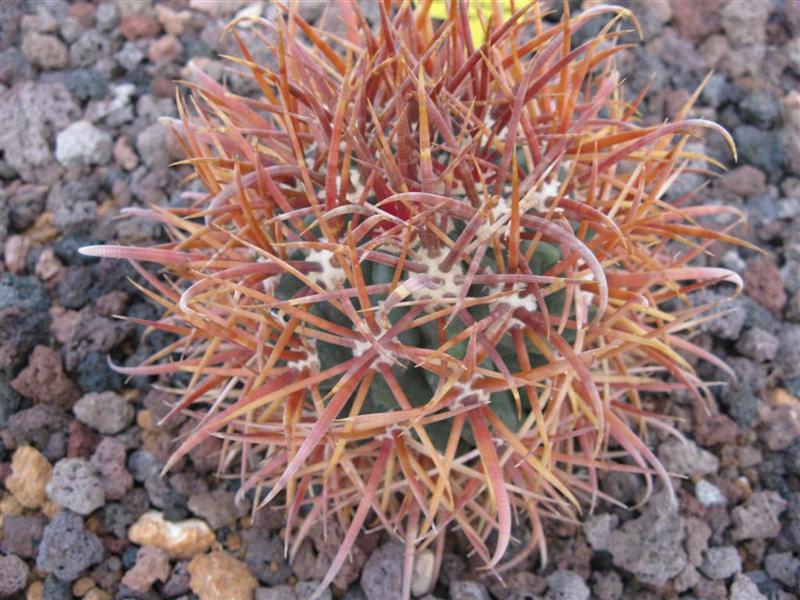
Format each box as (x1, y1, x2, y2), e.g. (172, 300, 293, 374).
(1, 1, 799, 599)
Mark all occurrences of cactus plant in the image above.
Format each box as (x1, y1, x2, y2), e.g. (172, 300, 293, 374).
(81, 2, 747, 597)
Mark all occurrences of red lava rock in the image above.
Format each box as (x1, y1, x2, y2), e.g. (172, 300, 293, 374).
(670, 0, 724, 44)
(113, 136, 139, 172)
(121, 545, 171, 593)
(1, 515, 46, 558)
(743, 258, 787, 316)
(67, 419, 100, 458)
(155, 4, 192, 36)
(147, 34, 183, 64)
(120, 14, 162, 40)
(4, 235, 30, 274)
(718, 165, 766, 200)
(95, 290, 129, 317)
(10, 344, 81, 408)
(692, 408, 739, 447)
(152, 75, 177, 98)
(758, 404, 800, 451)
(91, 437, 134, 500)
(664, 88, 691, 121)
(68, 2, 96, 29)
(49, 306, 81, 344)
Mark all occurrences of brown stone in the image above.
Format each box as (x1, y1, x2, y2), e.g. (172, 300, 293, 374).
(743, 258, 787, 316)
(11, 345, 80, 408)
(120, 14, 161, 40)
(128, 511, 215, 559)
(6, 446, 52, 509)
(718, 165, 766, 200)
(187, 550, 258, 600)
(121, 545, 171, 593)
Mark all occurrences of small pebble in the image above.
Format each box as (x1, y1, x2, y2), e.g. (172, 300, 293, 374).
(5, 445, 52, 509)
(54, 120, 112, 167)
(695, 479, 726, 507)
(37, 510, 104, 582)
(0, 554, 29, 597)
(120, 545, 171, 593)
(73, 391, 135, 435)
(187, 550, 259, 600)
(128, 511, 215, 559)
(46, 457, 105, 515)
(700, 546, 742, 579)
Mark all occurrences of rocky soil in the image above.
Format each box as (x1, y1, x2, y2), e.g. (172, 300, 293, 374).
(1, 1, 799, 599)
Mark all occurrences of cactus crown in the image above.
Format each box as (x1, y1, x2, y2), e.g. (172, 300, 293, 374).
(81, 2, 746, 597)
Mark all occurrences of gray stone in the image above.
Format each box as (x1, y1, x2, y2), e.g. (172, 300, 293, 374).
(731, 491, 787, 541)
(545, 570, 589, 600)
(582, 513, 619, 552)
(693, 291, 746, 340)
(739, 91, 781, 129)
(361, 542, 403, 600)
(114, 40, 145, 70)
(188, 489, 249, 530)
(695, 479, 726, 507)
(591, 571, 623, 600)
(37, 510, 104, 582)
(59, 16, 83, 43)
(46, 458, 105, 515)
(764, 552, 800, 587)
(721, 0, 771, 46)
(699, 546, 742, 579)
(295, 582, 331, 600)
(0, 81, 79, 182)
(73, 391, 135, 435)
(136, 122, 173, 169)
(21, 31, 68, 69)
(0, 554, 29, 598)
(256, 585, 296, 600)
(8, 184, 47, 231)
(54, 120, 112, 167)
(69, 29, 112, 68)
(608, 504, 687, 587)
(776, 325, 800, 378)
(700, 73, 730, 108)
(734, 125, 784, 179)
(449, 581, 491, 600)
(65, 68, 108, 102)
(736, 327, 779, 362)
(729, 573, 766, 600)
(720, 383, 758, 428)
(95, 2, 120, 32)
(242, 529, 292, 586)
(657, 438, 719, 478)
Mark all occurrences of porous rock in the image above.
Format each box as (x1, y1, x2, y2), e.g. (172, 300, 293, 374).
(73, 391, 135, 434)
(37, 510, 104, 582)
(6, 445, 52, 509)
(46, 457, 105, 515)
(120, 545, 171, 593)
(54, 120, 112, 167)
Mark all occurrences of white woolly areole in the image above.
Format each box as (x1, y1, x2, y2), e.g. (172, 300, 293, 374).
(304, 248, 345, 290)
(451, 378, 492, 409)
(413, 247, 465, 306)
(522, 178, 560, 212)
(287, 348, 320, 373)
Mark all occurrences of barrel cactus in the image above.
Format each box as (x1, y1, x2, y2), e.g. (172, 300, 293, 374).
(82, 2, 745, 597)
